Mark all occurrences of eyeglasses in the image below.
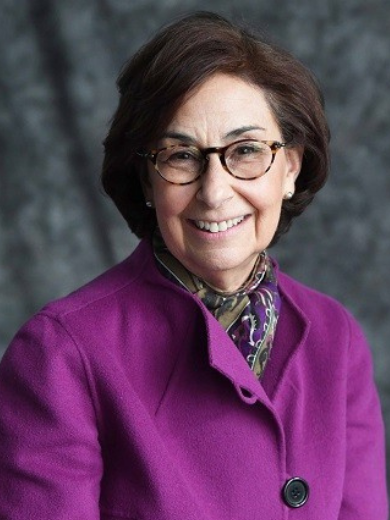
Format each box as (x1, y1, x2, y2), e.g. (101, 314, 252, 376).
(137, 139, 288, 185)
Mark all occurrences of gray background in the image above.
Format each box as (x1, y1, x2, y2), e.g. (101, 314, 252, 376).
(1, 0, 389, 488)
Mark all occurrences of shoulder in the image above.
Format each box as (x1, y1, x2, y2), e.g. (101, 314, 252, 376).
(6, 239, 199, 363)
(277, 267, 363, 340)
(274, 267, 377, 399)
(275, 267, 377, 397)
(279, 268, 348, 317)
(3, 239, 168, 362)
(37, 237, 193, 329)
(40, 239, 153, 320)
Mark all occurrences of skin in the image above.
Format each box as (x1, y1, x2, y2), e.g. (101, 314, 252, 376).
(143, 73, 302, 292)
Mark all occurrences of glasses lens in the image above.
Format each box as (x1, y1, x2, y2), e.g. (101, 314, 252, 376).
(156, 145, 202, 184)
(226, 141, 272, 179)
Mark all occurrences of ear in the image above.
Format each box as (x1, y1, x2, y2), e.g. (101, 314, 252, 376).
(283, 145, 303, 192)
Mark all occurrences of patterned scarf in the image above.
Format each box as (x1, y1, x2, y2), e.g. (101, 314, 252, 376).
(153, 231, 281, 380)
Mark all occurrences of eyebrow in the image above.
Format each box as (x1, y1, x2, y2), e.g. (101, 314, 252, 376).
(160, 126, 267, 144)
(160, 131, 195, 144)
(224, 126, 266, 139)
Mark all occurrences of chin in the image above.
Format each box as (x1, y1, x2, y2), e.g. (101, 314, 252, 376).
(188, 254, 255, 281)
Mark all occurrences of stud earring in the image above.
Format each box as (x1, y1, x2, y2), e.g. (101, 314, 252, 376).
(145, 201, 153, 208)
(284, 192, 293, 200)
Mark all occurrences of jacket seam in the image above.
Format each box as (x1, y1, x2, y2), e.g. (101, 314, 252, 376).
(43, 245, 153, 320)
(154, 315, 197, 417)
(38, 312, 102, 433)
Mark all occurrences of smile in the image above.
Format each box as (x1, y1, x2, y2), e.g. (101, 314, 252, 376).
(194, 216, 245, 233)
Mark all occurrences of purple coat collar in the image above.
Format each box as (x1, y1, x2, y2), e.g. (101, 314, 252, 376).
(135, 238, 311, 407)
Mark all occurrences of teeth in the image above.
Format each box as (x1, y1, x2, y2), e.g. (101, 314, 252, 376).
(195, 216, 245, 233)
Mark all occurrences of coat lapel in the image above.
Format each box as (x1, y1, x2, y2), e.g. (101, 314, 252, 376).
(200, 274, 311, 407)
(200, 305, 274, 408)
(142, 238, 311, 410)
(261, 276, 311, 400)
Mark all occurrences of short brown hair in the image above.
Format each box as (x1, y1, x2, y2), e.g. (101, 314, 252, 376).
(101, 11, 330, 244)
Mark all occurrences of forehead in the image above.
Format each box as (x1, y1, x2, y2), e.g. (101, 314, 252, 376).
(165, 73, 279, 137)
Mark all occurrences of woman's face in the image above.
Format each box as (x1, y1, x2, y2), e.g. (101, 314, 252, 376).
(143, 73, 302, 292)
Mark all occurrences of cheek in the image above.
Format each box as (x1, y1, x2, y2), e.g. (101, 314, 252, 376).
(153, 190, 189, 254)
(152, 183, 195, 222)
(243, 179, 284, 215)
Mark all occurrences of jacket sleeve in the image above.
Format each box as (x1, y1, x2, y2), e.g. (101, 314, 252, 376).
(339, 313, 388, 519)
(0, 313, 103, 520)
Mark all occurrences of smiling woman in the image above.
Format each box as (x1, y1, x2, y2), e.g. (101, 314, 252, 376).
(0, 10, 387, 520)
(140, 74, 301, 292)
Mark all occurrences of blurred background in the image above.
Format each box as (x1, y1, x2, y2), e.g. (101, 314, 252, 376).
(1, 0, 389, 487)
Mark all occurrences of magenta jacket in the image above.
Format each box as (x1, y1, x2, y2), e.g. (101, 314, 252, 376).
(0, 239, 387, 519)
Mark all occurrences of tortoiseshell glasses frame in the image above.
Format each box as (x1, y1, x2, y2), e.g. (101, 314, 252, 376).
(137, 139, 288, 185)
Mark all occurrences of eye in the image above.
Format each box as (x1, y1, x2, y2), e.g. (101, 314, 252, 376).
(169, 151, 197, 162)
(234, 142, 265, 155)
(228, 141, 268, 163)
(160, 146, 201, 165)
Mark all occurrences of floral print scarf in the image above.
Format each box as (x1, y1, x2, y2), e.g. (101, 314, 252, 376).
(153, 231, 281, 380)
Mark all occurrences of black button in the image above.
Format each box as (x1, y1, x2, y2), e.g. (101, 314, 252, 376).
(282, 477, 309, 508)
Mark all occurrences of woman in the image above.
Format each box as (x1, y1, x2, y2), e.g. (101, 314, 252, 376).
(0, 11, 387, 520)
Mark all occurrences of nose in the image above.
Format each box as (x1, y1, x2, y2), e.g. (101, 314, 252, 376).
(196, 154, 234, 208)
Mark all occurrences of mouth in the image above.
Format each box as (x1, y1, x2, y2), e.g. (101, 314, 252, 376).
(193, 216, 246, 233)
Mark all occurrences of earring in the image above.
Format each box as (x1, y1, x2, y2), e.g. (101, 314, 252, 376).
(145, 201, 153, 208)
(284, 192, 293, 200)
